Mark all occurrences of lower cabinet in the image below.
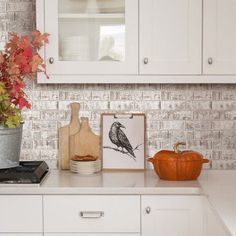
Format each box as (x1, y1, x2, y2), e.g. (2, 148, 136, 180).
(43, 195, 140, 233)
(0, 234, 42, 236)
(204, 197, 230, 236)
(44, 234, 139, 236)
(142, 195, 204, 236)
(0, 194, 230, 236)
(0, 195, 42, 233)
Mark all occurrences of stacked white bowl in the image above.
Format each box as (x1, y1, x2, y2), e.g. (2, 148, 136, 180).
(70, 159, 102, 175)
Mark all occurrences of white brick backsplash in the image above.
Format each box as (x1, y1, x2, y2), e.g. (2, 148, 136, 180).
(33, 101, 58, 110)
(194, 111, 220, 120)
(32, 121, 57, 130)
(169, 130, 194, 140)
(186, 121, 212, 130)
(135, 101, 160, 110)
(3, 1, 236, 169)
(110, 91, 134, 100)
(187, 140, 212, 150)
(41, 150, 58, 160)
(161, 101, 185, 110)
(92, 90, 110, 100)
(159, 111, 193, 120)
(194, 131, 221, 139)
(84, 101, 109, 110)
(161, 91, 192, 100)
(143, 91, 161, 100)
(110, 101, 134, 110)
(20, 149, 41, 161)
(0, 2, 6, 12)
(221, 111, 236, 120)
(41, 110, 59, 120)
(41, 91, 59, 100)
(212, 101, 236, 110)
(193, 91, 212, 100)
(33, 139, 57, 150)
(212, 121, 236, 130)
(186, 101, 212, 110)
(161, 121, 185, 130)
(22, 110, 41, 120)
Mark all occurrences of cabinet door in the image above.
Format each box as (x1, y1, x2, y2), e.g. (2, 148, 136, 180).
(203, 0, 236, 74)
(45, 234, 139, 236)
(0, 195, 42, 233)
(43, 0, 138, 76)
(140, 0, 202, 75)
(142, 196, 203, 236)
(204, 198, 230, 236)
(0, 234, 42, 236)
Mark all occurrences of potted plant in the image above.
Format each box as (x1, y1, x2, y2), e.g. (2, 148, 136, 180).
(0, 31, 49, 169)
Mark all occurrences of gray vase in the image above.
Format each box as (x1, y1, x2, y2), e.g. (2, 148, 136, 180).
(0, 124, 23, 169)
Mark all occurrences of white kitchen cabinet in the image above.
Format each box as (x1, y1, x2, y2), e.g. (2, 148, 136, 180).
(203, 0, 236, 74)
(0, 195, 42, 233)
(204, 198, 230, 236)
(38, 0, 138, 79)
(44, 234, 139, 236)
(140, 0, 202, 75)
(142, 196, 203, 236)
(37, 0, 236, 83)
(0, 234, 42, 236)
(43, 195, 140, 233)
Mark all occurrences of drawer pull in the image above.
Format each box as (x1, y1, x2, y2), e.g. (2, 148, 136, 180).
(146, 206, 151, 214)
(80, 211, 104, 218)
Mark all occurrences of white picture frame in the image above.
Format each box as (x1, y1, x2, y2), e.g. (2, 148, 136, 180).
(101, 113, 146, 170)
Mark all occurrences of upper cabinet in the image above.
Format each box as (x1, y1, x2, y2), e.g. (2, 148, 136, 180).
(140, 0, 202, 75)
(37, 0, 236, 83)
(42, 0, 138, 75)
(203, 0, 236, 74)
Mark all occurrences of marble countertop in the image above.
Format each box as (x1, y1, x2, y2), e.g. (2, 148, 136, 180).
(198, 170, 236, 236)
(0, 169, 236, 235)
(0, 170, 201, 195)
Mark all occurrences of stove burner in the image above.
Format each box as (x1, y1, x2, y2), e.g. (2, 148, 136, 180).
(0, 161, 49, 184)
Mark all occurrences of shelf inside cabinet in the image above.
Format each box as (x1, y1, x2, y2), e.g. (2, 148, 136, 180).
(59, 13, 125, 19)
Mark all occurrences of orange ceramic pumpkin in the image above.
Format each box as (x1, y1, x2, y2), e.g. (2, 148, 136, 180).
(148, 142, 209, 181)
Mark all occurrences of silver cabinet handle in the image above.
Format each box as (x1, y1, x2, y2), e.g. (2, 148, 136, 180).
(80, 211, 104, 218)
(144, 58, 149, 64)
(208, 57, 213, 65)
(146, 207, 151, 214)
(49, 57, 54, 64)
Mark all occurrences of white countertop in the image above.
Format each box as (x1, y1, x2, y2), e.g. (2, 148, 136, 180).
(0, 169, 236, 235)
(199, 170, 236, 236)
(0, 170, 201, 195)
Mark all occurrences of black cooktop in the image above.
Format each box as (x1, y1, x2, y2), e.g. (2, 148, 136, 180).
(0, 161, 49, 184)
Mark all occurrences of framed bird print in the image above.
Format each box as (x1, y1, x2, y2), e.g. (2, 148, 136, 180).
(101, 113, 146, 170)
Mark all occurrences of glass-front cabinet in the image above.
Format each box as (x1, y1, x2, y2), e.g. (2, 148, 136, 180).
(43, 0, 138, 76)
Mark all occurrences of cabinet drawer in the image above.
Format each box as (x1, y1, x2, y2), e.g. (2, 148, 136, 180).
(0, 195, 42, 233)
(45, 234, 140, 236)
(0, 234, 42, 236)
(44, 195, 140, 233)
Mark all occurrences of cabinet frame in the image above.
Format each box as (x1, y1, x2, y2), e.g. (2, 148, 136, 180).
(37, 0, 236, 83)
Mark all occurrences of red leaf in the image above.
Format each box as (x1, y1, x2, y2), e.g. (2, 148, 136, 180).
(18, 97, 31, 109)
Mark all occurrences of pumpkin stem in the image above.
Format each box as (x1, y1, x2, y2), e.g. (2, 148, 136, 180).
(173, 142, 186, 154)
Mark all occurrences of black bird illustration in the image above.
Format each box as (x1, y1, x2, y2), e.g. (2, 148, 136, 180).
(109, 122, 136, 158)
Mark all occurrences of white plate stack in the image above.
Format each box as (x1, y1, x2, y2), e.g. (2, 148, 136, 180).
(70, 159, 102, 175)
(60, 36, 90, 61)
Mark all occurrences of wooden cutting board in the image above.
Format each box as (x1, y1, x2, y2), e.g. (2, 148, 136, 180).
(70, 117, 100, 160)
(59, 103, 80, 169)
